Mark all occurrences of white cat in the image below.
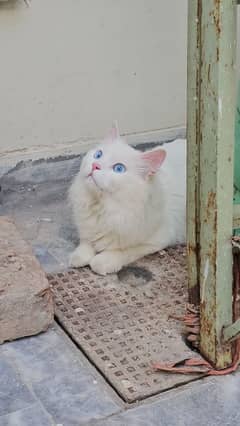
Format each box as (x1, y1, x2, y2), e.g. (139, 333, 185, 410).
(69, 125, 186, 275)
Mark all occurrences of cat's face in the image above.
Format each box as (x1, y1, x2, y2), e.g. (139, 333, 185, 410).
(81, 140, 143, 193)
(80, 127, 166, 195)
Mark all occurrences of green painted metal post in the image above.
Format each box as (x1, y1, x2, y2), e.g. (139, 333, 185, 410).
(186, 0, 201, 305)
(233, 82, 240, 233)
(187, 0, 237, 368)
(199, 0, 236, 368)
(234, 83, 240, 198)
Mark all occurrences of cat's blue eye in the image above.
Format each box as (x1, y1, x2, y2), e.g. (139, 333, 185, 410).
(94, 150, 103, 159)
(113, 163, 126, 173)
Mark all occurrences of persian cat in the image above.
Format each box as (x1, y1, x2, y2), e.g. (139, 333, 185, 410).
(69, 125, 186, 275)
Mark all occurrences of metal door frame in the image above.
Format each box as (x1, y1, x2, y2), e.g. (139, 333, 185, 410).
(187, 0, 240, 368)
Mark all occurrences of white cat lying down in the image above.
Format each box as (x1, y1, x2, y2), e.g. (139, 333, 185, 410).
(69, 125, 186, 275)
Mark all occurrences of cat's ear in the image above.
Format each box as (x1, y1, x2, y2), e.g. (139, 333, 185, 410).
(141, 149, 166, 176)
(105, 121, 120, 141)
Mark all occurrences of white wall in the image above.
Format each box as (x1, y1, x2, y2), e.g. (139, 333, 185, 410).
(0, 0, 188, 160)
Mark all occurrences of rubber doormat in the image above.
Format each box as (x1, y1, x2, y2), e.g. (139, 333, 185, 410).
(49, 246, 200, 402)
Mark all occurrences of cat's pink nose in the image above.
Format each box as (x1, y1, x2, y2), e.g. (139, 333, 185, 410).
(92, 162, 101, 171)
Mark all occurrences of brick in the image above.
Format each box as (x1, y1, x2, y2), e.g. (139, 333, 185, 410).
(0, 217, 54, 344)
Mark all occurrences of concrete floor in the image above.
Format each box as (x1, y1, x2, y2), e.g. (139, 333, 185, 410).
(1, 146, 240, 426)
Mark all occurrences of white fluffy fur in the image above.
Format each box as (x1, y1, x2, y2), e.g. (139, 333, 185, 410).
(69, 132, 186, 275)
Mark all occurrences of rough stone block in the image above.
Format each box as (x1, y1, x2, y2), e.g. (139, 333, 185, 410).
(0, 217, 54, 344)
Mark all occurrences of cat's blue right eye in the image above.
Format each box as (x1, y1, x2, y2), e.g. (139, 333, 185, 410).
(94, 150, 103, 159)
(113, 163, 126, 173)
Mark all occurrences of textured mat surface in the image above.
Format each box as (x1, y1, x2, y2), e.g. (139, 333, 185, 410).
(49, 246, 200, 402)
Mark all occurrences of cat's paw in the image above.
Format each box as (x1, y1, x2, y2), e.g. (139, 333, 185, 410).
(90, 252, 123, 275)
(69, 244, 95, 268)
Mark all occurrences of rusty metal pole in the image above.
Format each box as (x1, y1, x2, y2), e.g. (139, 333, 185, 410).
(187, 0, 237, 369)
(186, 0, 201, 305)
(198, 0, 236, 368)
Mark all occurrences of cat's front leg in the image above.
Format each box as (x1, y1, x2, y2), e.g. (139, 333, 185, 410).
(69, 242, 95, 268)
(90, 250, 124, 275)
(90, 244, 159, 275)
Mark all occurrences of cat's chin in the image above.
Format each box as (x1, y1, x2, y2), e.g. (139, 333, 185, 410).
(86, 175, 102, 191)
